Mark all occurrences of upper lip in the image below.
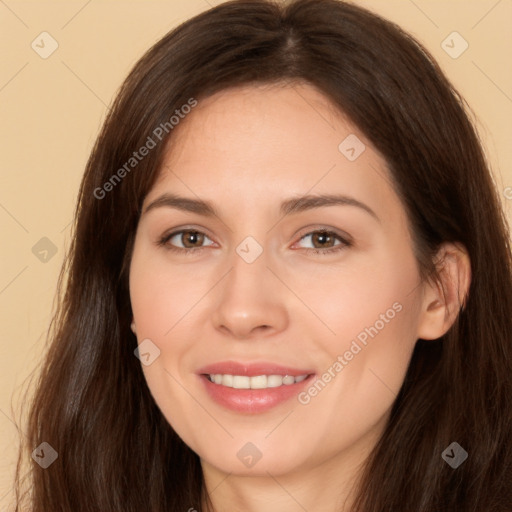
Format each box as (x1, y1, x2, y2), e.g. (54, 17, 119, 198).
(197, 361, 315, 377)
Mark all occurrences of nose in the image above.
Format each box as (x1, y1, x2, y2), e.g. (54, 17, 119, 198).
(211, 246, 289, 340)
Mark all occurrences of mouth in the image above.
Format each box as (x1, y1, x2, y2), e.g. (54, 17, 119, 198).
(196, 361, 316, 414)
(204, 373, 309, 389)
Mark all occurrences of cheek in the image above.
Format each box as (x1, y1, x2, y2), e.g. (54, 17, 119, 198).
(301, 246, 422, 404)
(291, 246, 421, 355)
(129, 244, 205, 337)
(300, 250, 422, 424)
(129, 249, 200, 434)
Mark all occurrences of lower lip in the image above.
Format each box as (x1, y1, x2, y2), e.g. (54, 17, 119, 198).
(199, 374, 315, 414)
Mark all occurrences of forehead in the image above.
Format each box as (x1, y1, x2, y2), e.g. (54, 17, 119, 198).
(145, 83, 402, 227)
(160, 82, 348, 175)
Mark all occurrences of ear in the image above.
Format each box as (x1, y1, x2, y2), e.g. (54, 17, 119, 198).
(416, 242, 471, 340)
(130, 321, 137, 334)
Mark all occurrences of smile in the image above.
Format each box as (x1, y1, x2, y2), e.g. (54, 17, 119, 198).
(206, 373, 309, 389)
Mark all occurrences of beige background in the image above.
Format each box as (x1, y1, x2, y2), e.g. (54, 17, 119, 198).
(1, 0, 511, 508)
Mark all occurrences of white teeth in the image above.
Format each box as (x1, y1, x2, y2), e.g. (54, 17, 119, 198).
(221, 374, 233, 387)
(250, 375, 267, 389)
(232, 375, 250, 389)
(208, 373, 309, 389)
(267, 375, 284, 387)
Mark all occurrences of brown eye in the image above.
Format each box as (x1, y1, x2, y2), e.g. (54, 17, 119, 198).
(158, 229, 215, 254)
(310, 231, 338, 249)
(295, 229, 352, 256)
(180, 231, 205, 248)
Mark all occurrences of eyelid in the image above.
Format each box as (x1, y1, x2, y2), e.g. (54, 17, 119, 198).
(158, 225, 216, 248)
(158, 225, 352, 254)
(292, 225, 353, 246)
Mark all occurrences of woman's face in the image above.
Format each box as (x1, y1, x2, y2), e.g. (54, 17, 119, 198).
(129, 83, 432, 479)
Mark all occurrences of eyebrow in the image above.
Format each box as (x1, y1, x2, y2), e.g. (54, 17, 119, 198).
(143, 192, 380, 222)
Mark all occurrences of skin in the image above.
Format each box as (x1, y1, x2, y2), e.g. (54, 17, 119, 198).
(129, 82, 471, 512)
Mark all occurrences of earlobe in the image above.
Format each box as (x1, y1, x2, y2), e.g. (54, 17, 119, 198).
(416, 242, 471, 340)
(130, 321, 137, 334)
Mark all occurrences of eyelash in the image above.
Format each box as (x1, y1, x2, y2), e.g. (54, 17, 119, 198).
(157, 227, 352, 256)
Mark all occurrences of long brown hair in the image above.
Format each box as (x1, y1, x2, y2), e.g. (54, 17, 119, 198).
(14, 0, 512, 510)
